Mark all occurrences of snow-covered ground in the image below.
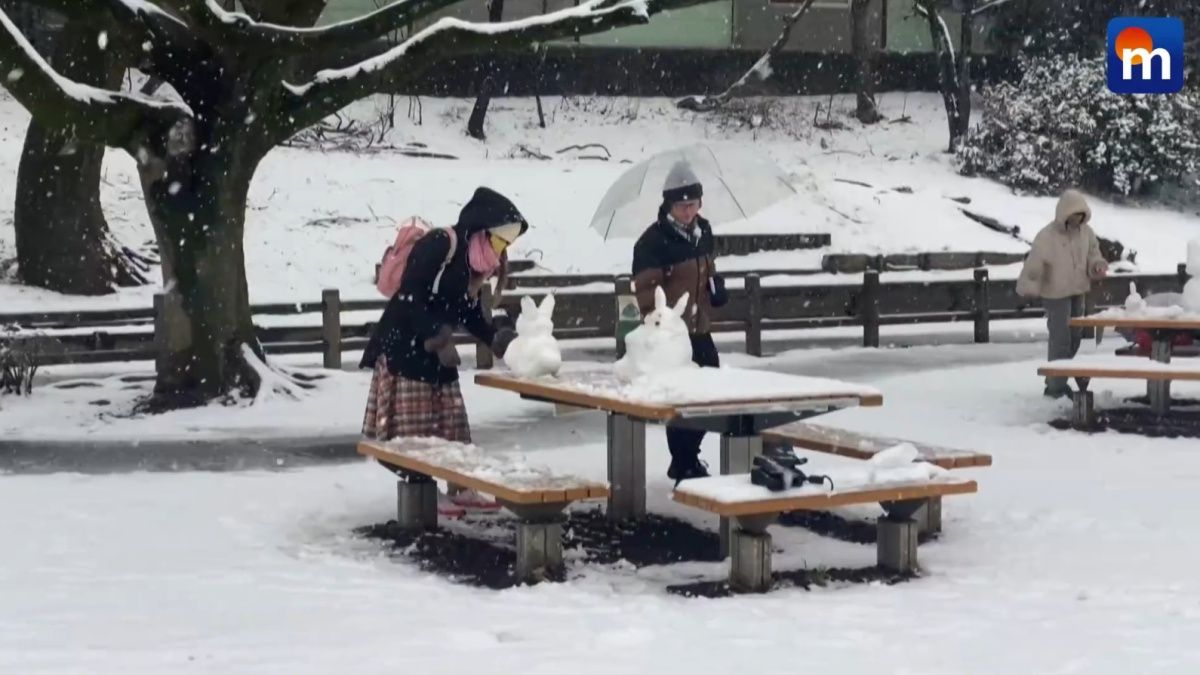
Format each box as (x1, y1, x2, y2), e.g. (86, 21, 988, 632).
(2, 90, 1197, 314)
(4, 343, 1200, 673)
(4, 82, 1200, 674)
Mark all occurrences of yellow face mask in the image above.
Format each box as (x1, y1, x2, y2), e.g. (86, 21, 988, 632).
(488, 232, 511, 255)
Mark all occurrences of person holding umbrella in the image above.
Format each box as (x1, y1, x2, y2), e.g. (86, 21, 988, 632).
(631, 161, 728, 484)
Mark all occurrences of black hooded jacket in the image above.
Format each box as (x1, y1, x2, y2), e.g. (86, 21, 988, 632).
(361, 187, 528, 384)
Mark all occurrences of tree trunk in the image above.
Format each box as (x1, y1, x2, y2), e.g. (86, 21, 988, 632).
(466, 0, 506, 140)
(956, 0, 975, 145)
(138, 128, 264, 408)
(13, 15, 149, 295)
(920, 1, 963, 151)
(851, 0, 882, 124)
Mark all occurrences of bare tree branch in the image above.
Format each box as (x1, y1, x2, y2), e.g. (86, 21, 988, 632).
(278, 0, 716, 138)
(200, 0, 460, 52)
(678, 0, 815, 111)
(0, 6, 190, 154)
(970, 0, 1014, 16)
(239, 0, 328, 24)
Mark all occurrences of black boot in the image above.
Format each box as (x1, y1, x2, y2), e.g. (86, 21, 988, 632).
(667, 457, 710, 485)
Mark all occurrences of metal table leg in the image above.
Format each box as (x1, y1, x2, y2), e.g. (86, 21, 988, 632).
(1149, 335, 1172, 416)
(719, 433, 763, 558)
(607, 413, 646, 521)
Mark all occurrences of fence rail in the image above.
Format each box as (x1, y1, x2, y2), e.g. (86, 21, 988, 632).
(2, 264, 1191, 371)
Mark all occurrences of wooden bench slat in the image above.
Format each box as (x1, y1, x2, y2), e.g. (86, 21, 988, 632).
(762, 422, 992, 470)
(673, 478, 978, 517)
(357, 440, 609, 505)
(1038, 358, 1200, 381)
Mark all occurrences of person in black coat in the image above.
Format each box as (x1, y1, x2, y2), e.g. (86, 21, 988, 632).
(630, 161, 728, 484)
(361, 186, 526, 514)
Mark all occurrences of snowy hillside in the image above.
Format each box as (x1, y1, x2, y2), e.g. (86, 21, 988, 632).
(1, 90, 1197, 315)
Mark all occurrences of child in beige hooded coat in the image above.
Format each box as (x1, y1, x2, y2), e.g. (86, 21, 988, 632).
(1017, 189, 1109, 397)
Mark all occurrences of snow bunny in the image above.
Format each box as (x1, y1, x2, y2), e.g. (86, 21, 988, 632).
(502, 294, 562, 378)
(1184, 238, 1200, 312)
(614, 286, 696, 382)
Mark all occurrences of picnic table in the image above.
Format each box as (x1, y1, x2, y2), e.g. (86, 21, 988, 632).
(1070, 316, 1200, 414)
(475, 365, 882, 555)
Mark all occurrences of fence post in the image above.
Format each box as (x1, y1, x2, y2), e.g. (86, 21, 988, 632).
(476, 283, 495, 370)
(745, 274, 763, 357)
(973, 268, 990, 344)
(615, 276, 637, 358)
(861, 270, 880, 348)
(321, 288, 342, 370)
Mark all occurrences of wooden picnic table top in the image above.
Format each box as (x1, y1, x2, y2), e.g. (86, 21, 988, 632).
(1070, 316, 1200, 330)
(475, 366, 883, 423)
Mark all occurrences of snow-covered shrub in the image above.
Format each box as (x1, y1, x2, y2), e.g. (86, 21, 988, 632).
(0, 328, 55, 396)
(956, 55, 1200, 197)
(0, 339, 36, 396)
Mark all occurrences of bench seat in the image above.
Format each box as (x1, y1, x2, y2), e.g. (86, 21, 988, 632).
(673, 467, 977, 593)
(763, 422, 992, 470)
(358, 438, 609, 583)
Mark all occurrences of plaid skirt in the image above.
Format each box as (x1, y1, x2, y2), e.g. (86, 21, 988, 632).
(361, 356, 472, 442)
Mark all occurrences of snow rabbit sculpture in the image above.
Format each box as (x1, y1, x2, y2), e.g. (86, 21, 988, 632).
(503, 294, 562, 378)
(615, 286, 695, 382)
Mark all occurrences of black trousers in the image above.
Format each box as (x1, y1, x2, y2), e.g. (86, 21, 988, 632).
(666, 332, 720, 464)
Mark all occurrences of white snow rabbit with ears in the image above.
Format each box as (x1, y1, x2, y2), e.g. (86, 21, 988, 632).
(615, 286, 696, 382)
(503, 294, 563, 378)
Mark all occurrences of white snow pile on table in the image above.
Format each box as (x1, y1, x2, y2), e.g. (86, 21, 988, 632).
(1096, 304, 1200, 321)
(379, 436, 603, 491)
(552, 365, 881, 406)
(675, 444, 955, 505)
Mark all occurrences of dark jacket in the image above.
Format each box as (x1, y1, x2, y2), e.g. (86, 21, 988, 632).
(361, 188, 528, 384)
(631, 211, 718, 334)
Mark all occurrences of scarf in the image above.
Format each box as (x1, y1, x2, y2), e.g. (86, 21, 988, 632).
(467, 230, 502, 278)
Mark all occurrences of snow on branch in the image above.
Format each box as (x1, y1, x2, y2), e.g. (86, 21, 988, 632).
(913, 1, 957, 67)
(279, 0, 713, 136)
(970, 0, 1014, 16)
(196, 0, 463, 53)
(679, 0, 815, 111)
(0, 6, 191, 152)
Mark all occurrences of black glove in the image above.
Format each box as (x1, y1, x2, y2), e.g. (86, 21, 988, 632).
(708, 274, 728, 308)
(423, 325, 453, 353)
(435, 342, 461, 369)
(491, 312, 515, 332)
(491, 328, 518, 359)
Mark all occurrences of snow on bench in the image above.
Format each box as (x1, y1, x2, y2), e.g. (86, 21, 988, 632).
(760, 425, 988, 535)
(672, 461, 975, 517)
(763, 423, 992, 470)
(671, 458, 978, 593)
(358, 437, 609, 505)
(1038, 356, 1200, 425)
(357, 438, 609, 584)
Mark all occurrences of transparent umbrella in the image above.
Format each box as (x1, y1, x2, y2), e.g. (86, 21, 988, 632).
(589, 142, 800, 240)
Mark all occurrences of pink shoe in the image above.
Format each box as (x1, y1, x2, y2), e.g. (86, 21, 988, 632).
(437, 493, 467, 519)
(449, 489, 502, 513)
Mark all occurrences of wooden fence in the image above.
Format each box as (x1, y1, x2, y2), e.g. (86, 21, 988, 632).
(2, 264, 1191, 372)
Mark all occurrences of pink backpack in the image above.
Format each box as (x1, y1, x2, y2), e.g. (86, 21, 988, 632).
(375, 216, 458, 298)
